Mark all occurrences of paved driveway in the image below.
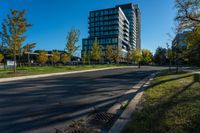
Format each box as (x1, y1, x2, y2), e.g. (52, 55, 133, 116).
(0, 66, 165, 133)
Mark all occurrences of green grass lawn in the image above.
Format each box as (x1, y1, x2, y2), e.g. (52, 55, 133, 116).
(122, 70, 200, 133)
(0, 64, 128, 78)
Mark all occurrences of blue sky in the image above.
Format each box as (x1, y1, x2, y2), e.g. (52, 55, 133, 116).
(0, 0, 176, 56)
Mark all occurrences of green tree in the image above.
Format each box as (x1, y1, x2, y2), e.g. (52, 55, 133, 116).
(65, 28, 80, 62)
(184, 27, 200, 66)
(142, 49, 153, 65)
(127, 50, 133, 64)
(154, 47, 167, 65)
(87, 54, 91, 65)
(0, 10, 32, 72)
(91, 38, 101, 63)
(38, 51, 48, 65)
(0, 31, 11, 67)
(50, 51, 60, 66)
(173, 0, 200, 68)
(52, 51, 60, 65)
(132, 48, 142, 68)
(61, 53, 70, 64)
(113, 48, 121, 64)
(82, 50, 87, 65)
(0, 53, 4, 63)
(106, 45, 114, 63)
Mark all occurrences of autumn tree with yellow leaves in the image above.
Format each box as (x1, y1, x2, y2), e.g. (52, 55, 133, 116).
(0, 9, 32, 72)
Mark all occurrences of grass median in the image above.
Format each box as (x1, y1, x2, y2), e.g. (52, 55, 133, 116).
(0, 64, 129, 78)
(122, 70, 200, 133)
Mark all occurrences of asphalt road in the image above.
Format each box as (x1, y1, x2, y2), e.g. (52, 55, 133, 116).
(0, 66, 165, 133)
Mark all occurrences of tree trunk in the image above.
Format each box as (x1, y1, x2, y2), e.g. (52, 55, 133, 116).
(28, 52, 30, 66)
(198, 43, 200, 67)
(4, 54, 6, 70)
(169, 60, 172, 70)
(18, 53, 21, 68)
(13, 50, 16, 73)
(138, 61, 141, 69)
(176, 58, 179, 73)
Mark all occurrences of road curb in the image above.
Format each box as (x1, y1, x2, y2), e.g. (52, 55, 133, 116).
(0, 66, 135, 83)
(108, 72, 157, 133)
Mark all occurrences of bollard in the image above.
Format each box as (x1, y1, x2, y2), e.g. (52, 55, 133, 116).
(194, 73, 200, 82)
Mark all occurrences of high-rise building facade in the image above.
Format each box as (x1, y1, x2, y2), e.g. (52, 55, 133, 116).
(134, 5, 141, 49)
(82, 3, 141, 60)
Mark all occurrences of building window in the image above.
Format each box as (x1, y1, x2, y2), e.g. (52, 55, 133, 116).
(104, 10, 108, 15)
(83, 40, 88, 45)
(83, 45, 88, 50)
(101, 11, 104, 16)
(95, 12, 99, 16)
(91, 23, 94, 27)
(90, 18, 94, 22)
(90, 28, 94, 32)
(105, 16, 108, 20)
(91, 12, 94, 17)
(96, 32, 99, 36)
(114, 9, 118, 14)
(104, 21, 108, 25)
(95, 27, 99, 31)
(110, 10, 113, 14)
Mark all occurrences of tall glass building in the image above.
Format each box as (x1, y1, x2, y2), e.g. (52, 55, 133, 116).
(82, 3, 141, 60)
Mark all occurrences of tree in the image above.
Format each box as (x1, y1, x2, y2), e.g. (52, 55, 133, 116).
(142, 49, 153, 65)
(0, 53, 4, 63)
(0, 28, 12, 67)
(23, 43, 36, 66)
(87, 54, 91, 65)
(0, 38, 6, 66)
(127, 50, 133, 64)
(154, 47, 167, 65)
(174, 0, 200, 67)
(91, 38, 101, 63)
(106, 45, 114, 63)
(50, 51, 60, 65)
(113, 48, 121, 64)
(65, 28, 80, 62)
(0, 10, 32, 72)
(175, 0, 200, 30)
(61, 53, 70, 64)
(184, 27, 200, 66)
(82, 50, 87, 65)
(38, 51, 48, 65)
(132, 48, 142, 68)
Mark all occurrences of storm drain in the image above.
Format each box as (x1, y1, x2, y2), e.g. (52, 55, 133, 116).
(88, 112, 118, 130)
(55, 127, 85, 133)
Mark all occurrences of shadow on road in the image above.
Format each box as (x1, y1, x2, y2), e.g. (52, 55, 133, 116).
(0, 68, 158, 133)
